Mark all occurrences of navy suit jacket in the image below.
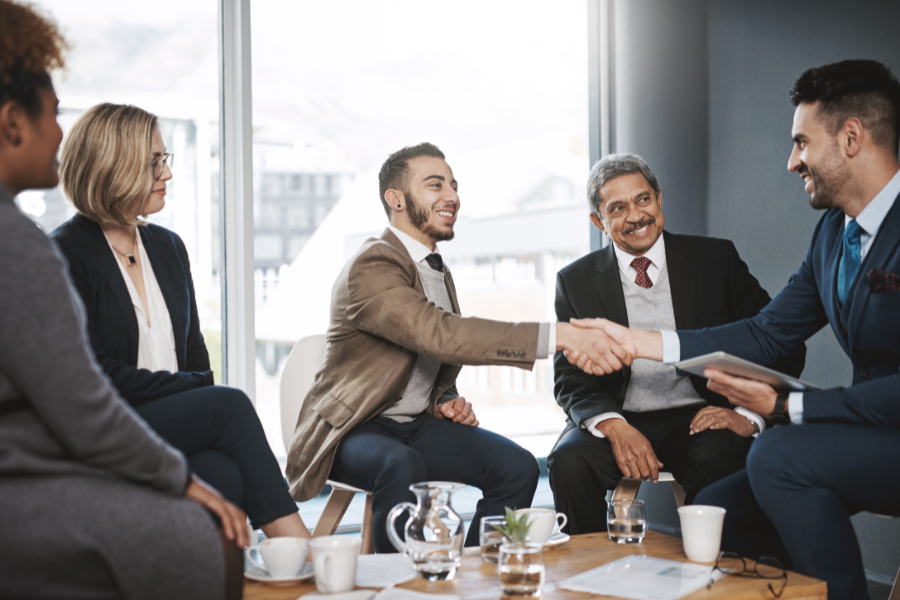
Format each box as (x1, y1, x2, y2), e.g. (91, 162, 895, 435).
(554, 231, 807, 431)
(679, 193, 900, 427)
(51, 215, 213, 406)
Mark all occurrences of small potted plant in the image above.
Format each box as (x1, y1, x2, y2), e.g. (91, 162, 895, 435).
(494, 508, 545, 597)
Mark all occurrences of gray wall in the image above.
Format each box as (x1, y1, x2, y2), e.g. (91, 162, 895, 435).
(608, 0, 900, 581)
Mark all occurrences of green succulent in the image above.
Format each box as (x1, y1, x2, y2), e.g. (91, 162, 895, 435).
(491, 507, 532, 545)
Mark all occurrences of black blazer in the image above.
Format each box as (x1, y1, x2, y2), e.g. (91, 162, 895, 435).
(553, 230, 807, 431)
(51, 214, 214, 406)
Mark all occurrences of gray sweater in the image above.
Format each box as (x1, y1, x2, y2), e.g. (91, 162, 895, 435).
(0, 182, 188, 492)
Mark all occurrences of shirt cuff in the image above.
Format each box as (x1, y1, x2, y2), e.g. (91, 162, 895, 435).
(660, 330, 681, 364)
(788, 392, 804, 424)
(538, 322, 552, 359)
(734, 406, 766, 437)
(584, 413, 626, 438)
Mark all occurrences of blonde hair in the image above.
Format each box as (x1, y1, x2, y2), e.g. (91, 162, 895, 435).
(59, 103, 158, 225)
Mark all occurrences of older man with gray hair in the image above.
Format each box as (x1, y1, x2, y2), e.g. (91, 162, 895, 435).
(547, 153, 807, 535)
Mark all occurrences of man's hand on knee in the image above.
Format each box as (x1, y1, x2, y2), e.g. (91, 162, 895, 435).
(599, 419, 663, 482)
(690, 405, 755, 437)
(436, 397, 479, 427)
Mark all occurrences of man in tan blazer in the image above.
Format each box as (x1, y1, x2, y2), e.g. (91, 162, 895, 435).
(286, 142, 631, 552)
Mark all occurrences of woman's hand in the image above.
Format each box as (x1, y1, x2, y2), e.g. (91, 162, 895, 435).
(186, 475, 249, 548)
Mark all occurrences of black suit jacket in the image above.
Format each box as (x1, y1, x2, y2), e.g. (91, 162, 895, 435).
(554, 230, 807, 431)
(51, 215, 213, 406)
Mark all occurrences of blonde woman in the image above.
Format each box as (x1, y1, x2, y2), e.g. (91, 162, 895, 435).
(51, 103, 309, 541)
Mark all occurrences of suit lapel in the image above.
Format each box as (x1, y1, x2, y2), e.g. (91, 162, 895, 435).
(846, 193, 900, 352)
(140, 227, 187, 369)
(594, 244, 629, 326)
(663, 231, 696, 330)
(81, 216, 140, 354)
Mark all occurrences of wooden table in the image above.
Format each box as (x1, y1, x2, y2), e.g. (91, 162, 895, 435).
(244, 531, 826, 599)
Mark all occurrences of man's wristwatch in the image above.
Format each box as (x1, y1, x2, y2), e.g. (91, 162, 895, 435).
(745, 417, 760, 436)
(769, 392, 792, 426)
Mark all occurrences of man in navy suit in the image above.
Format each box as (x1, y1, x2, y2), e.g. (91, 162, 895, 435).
(567, 59, 900, 599)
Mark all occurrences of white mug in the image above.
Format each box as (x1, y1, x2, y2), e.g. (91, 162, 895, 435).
(515, 508, 568, 545)
(245, 536, 308, 579)
(309, 536, 361, 594)
(677, 505, 726, 562)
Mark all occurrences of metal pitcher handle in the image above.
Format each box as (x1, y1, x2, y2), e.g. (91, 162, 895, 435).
(386, 501, 415, 554)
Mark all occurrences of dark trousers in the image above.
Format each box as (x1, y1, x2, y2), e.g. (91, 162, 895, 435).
(135, 386, 297, 529)
(547, 404, 749, 535)
(329, 414, 540, 554)
(695, 424, 900, 600)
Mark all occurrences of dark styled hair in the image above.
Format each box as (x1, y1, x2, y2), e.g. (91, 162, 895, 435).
(790, 59, 900, 156)
(377, 142, 445, 218)
(0, 0, 68, 116)
(587, 153, 660, 217)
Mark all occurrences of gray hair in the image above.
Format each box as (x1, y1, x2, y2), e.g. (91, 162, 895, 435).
(587, 153, 661, 216)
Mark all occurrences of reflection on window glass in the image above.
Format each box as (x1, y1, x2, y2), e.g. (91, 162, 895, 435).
(252, 0, 589, 462)
(29, 0, 223, 380)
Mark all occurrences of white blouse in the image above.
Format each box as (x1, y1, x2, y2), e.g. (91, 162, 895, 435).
(104, 230, 179, 373)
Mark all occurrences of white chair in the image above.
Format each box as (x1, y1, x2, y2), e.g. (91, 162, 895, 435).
(280, 334, 375, 554)
(611, 471, 686, 507)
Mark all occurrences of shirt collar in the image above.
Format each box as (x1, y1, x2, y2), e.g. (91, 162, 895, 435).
(611, 231, 666, 274)
(388, 225, 439, 264)
(846, 167, 900, 235)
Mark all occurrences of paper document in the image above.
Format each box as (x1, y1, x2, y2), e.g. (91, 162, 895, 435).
(355, 554, 419, 588)
(297, 587, 459, 600)
(558, 555, 723, 600)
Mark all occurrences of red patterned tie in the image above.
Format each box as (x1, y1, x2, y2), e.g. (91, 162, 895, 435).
(631, 257, 653, 289)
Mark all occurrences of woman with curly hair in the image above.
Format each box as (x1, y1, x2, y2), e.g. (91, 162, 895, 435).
(52, 102, 311, 542)
(0, 2, 246, 598)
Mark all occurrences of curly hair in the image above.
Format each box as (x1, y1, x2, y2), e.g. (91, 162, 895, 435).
(0, 0, 68, 115)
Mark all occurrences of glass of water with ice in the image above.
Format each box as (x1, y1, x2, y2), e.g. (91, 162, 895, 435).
(607, 499, 647, 544)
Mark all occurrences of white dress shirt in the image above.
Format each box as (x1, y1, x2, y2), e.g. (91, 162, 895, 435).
(388, 225, 555, 357)
(105, 231, 178, 373)
(662, 167, 900, 425)
(587, 235, 765, 437)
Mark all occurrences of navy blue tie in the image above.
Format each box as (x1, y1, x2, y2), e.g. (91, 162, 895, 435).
(837, 219, 863, 305)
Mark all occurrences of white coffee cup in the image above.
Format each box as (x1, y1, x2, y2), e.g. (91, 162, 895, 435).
(677, 505, 726, 562)
(515, 508, 568, 545)
(309, 535, 361, 594)
(245, 536, 308, 579)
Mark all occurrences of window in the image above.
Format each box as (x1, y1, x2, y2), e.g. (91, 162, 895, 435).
(251, 0, 589, 462)
(31, 0, 224, 378)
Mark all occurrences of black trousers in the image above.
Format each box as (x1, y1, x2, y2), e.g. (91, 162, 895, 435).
(329, 414, 541, 554)
(547, 404, 749, 535)
(135, 386, 297, 529)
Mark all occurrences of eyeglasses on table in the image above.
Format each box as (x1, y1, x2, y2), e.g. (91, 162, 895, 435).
(707, 551, 787, 598)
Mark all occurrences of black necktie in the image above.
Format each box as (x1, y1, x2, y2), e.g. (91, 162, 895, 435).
(424, 253, 444, 272)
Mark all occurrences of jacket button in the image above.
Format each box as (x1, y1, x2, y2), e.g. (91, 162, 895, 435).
(858, 369, 868, 378)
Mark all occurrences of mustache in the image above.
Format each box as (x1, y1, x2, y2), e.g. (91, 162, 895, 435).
(623, 218, 655, 235)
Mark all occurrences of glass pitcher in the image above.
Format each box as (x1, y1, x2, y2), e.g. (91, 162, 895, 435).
(386, 481, 465, 581)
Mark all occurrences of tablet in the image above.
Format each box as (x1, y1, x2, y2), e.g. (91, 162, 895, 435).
(675, 351, 821, 392)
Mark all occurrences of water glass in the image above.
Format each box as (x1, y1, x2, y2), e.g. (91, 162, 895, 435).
(479, 516, 507, 563)
(498, 542, 545, 597)
(607, 499, 647, 544)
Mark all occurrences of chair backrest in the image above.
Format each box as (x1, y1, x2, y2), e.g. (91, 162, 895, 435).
(279, 334, 327, 452)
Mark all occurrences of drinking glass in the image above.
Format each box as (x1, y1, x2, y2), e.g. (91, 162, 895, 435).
(498, 542, 545, 597)
(607, 499, 647, 544)
(479, 516, 507, 564)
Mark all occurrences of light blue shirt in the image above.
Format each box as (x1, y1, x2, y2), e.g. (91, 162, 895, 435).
(662, 167, 900, 424)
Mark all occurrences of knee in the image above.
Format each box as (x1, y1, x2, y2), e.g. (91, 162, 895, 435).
(691, 432, 747, 476)
(548, 442, 593, 487)
(500, 446, 540, 491)
(212, 387, 255, 417)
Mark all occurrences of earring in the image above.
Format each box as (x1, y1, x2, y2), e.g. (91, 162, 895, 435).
(397, 204, 401, 208)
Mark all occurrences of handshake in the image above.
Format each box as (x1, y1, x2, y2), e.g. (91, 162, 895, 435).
(555, 319, 662, 375)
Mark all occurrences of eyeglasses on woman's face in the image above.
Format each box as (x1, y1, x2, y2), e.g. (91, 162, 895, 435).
(707, 552, 787, 598)
(151, 152, 174, 181)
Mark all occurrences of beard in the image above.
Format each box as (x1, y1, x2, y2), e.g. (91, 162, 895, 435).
(406, 189, 455, 242)
(804, 142, 849, 210)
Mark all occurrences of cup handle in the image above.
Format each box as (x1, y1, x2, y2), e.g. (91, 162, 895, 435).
(244, 546, 266, 572)
(314, 553, 331, 593)
(555, 512, 568, 534)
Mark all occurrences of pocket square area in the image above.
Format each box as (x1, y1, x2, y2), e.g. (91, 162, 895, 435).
(867, 269, 900, 294)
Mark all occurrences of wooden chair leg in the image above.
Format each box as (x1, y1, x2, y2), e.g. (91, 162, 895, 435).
(889, 564, 900, 600)
(670, 480, 686, 508)
(312, 488, 355, 538)
(611, 478, 642, 502)
(360, 493, 375, 555)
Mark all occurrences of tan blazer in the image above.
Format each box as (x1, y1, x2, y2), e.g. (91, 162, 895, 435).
(286, 228, 541, 501)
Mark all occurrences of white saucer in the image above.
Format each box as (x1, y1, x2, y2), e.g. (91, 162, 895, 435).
(244, 561, 314, 584)
(544, 532, 570, 547)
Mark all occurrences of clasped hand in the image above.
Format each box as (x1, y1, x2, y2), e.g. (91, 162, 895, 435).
(559, 318, 640, 376)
